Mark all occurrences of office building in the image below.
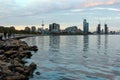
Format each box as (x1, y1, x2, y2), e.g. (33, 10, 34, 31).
(104, 24, 108, 34)
(31, 26, 36, 32)
(97, 24, 101, 34)
(65, 26, 78, 34)
(49, 23, 60, 33)
(83, 19, 89, 34)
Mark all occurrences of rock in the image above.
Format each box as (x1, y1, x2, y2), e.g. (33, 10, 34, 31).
(29, 46, 38, 51)
(5, 72, 28, 80)
(18, 47, 23, 52)
(29, 62, 37, 70)
(0, 50, 4, 55)
(19, 51, 32, 58)
(28, 62, 37, 76)
(15, 67, 25, 74)
(0, 39, 38, 79)
(4, 50, 18, 57)
(4, 46, 20, 51)
(36, 71, 40, 75)
(8, 65, 16, 72)
(25, 51, 32, 58)
(13, 60, 24, 67)
(14, 58, 27, 65)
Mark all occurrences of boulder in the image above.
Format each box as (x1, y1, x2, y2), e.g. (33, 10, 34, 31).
(15, 67, 25, 74)
(29, 62, 37, 70)
(0, 39, 38, 79)
(5, 72, 28, 80)
(4, 50, 18, 57)
(19, 51, 32, 58)
(0, 50, 4, 55)
(13, 60, 24, 67)
(36, 71, 40, 75)
(28, 46, 38, 51)
(28, 62, 37, 76)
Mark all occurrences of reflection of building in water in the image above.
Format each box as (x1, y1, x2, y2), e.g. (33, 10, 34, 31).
(81, 35, 89, 65)
(83, 35, 89, 51)
(104, 35, 108, 55)
(65, 36, 78, 46)
(97, 35, 101, 53)
(49, 36, 61, 63)
(49, 36, 60, 52)
(31, 37, 37, 45)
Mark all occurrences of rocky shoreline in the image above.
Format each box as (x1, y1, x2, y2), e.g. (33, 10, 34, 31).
(0, 38, 38, 80)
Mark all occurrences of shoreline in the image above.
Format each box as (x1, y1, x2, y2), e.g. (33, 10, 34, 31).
(0, 38, 38, 80)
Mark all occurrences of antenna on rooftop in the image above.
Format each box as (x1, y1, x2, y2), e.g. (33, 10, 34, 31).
(41, 20, 44, 29)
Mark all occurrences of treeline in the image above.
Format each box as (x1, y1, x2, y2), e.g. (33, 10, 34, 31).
(0, 26, 39, 34)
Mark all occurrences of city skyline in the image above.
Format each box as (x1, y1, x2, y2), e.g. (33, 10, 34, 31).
(0, 0, 120, 31)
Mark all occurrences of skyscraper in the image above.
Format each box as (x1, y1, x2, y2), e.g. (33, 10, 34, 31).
(83, 19, 89, 34)
(104, 24, 108, 34)
(97, 24, 101, 34)
(31, 26, 36, 32)
(49, 23, 60, 33)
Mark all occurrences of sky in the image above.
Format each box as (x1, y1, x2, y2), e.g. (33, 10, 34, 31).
(0, 0, 120, 31)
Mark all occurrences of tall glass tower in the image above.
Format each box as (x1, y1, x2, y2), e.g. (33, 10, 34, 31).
(104, 24, 108, 34)
(83, 19, 89, 34)
(97, 24, 101, 34)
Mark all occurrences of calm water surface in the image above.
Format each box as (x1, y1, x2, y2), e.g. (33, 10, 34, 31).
(22, 35, 120, 80)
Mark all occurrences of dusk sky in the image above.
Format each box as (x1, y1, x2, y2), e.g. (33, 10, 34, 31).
(0, 0, 120, 31)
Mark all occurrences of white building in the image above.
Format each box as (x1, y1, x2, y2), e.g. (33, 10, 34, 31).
(65, 26, 78, 34)
(31, 26, 36, 32)
(83, 19, 89, 34)
(49, 23, 60, 33)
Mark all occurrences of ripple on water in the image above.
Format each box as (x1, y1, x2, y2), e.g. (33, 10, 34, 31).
(22, 35, 120, 80)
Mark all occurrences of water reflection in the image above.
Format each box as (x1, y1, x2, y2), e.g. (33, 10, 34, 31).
(49, 36, 60, 52)
(82, 35, 89, 64)
(31, 37, 37, 45)
(65, 36, 78, 46)
(97, 35, 101, 50)
(104, 35, 108, 55)
(83, 35, 89, 52)
(23, 35, 120, 80)
(49, 36, 61, 63)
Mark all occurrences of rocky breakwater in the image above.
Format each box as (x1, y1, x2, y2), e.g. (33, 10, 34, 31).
(0, 39, 38, 80)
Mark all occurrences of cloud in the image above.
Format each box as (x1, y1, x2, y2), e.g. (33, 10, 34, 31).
(91, 7, 120, 11)
(0, 0, 120, 30)
(70, 9, 85, 12)
(0, 0, 119, 18)
(84, 0, 119, 8)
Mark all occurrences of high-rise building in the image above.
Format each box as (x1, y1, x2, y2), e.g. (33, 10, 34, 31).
(49, 23, 60, 33)
(31, 26, 36, 32)
(65, 26, 78, 34)
(104, 24, 108, 34)
(83, 19, 89, 34)
(41, 20, 44, 29)
(25, 27, 30, 32)
(97, 24, 101, 34)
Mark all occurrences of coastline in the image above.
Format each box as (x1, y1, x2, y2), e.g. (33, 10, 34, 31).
(0, 36, 38, 80)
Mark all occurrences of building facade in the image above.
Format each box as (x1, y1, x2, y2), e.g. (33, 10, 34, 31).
(97, 24, 101, 34)
(83, 19, 89, 34)
(49, 23, 60, 33)
(31, 26, 36, 32)
(104, 24, 108, 34)
(65, 26, 78, 34)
